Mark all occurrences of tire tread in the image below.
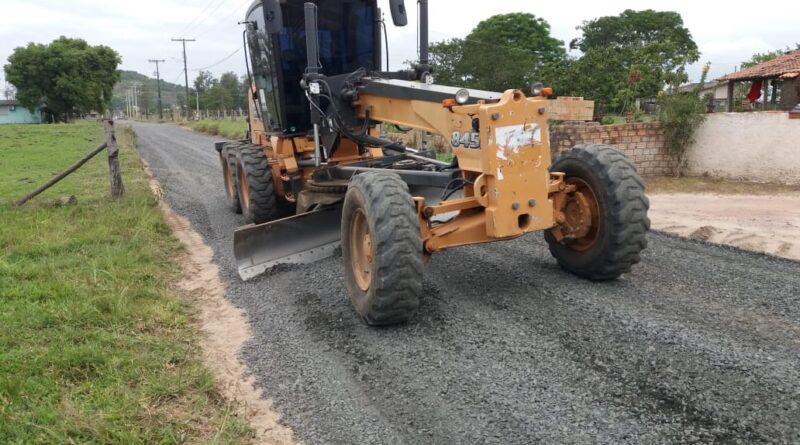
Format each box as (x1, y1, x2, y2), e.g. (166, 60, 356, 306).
(546, 143, 650, 280)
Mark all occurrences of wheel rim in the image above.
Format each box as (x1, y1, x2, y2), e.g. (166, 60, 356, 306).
(237, 165, 250, 210)
(349, 209, 373, 291)
(563, 177, 600, 251)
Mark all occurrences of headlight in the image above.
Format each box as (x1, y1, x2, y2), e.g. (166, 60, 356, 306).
(455, 88, 470, 105)
(531, 82, 543, 97)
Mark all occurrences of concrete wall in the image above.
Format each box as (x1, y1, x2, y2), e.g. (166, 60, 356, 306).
(0, 104, 42, 124)
(686, 112, 800, 184)
(550, 122, 673, 176)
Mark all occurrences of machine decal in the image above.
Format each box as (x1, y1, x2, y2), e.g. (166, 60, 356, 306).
(451, 131, 480, 149)
(495, 123, 542, 160)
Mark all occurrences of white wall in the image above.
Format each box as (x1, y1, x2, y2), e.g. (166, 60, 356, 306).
(686, 112, 800, 184)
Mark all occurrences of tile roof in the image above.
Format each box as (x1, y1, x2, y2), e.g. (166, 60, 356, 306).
(719, 50, 800, 81)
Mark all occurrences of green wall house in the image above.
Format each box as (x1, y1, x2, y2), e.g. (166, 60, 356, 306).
(0, 100, 43, 124)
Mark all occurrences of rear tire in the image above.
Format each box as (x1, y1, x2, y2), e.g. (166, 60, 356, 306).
(545, 144, 650, 280)
(341, 172, 423, 326)
(220, 141, 244, 214)
(235, 144, 280, 224)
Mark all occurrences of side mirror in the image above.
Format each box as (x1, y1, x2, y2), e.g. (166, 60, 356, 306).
(388, 0, 408, 26)
(262, 0, 284, 34)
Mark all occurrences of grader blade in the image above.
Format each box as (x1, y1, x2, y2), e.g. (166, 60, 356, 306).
(234, 206, 343, 281)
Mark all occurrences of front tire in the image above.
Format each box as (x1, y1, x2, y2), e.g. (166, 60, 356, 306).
(545, 144, 650, 280)
(341, 172, 423, 326)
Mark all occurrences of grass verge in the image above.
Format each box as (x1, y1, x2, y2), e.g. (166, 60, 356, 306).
(645, 175, 800, 195)
(0, 122, 251, 444)
(184, 120, 247, 140)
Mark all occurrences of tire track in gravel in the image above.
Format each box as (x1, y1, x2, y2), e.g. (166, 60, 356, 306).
(132, 122, 800, 444)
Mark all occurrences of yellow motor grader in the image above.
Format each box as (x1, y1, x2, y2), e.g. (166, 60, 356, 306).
(215, 0, 650, 325)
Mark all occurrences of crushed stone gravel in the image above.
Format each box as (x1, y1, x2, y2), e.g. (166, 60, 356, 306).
(133, 122, 800, 444)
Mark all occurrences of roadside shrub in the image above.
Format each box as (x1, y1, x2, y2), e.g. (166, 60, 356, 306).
(658, 64, 709, 176)
(188, 120, 247, 140)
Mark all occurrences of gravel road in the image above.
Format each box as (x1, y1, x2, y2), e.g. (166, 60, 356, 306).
(133, 122, 800, 444)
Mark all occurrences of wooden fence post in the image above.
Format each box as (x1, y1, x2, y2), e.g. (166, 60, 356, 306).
(14, 142, 107, 206)
(104, 120, 125, 199)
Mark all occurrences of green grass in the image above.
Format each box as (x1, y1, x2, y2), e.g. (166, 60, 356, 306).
(184, 120, 247, 140)
(0, 123, 251, 444)
(436, 152, 455, 162)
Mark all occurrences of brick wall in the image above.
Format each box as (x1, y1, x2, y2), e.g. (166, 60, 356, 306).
(550, 122, 673, 176)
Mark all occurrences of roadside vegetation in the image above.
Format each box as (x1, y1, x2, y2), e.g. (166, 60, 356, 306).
(646, 175, 800, 195)
(185, 119, 247, 140)
(0, 122, 251, 444)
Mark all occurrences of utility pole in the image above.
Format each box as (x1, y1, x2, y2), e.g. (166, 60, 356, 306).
(131, 82, 141, 119)
(171, 37, 196, 120)
(126, 89, 132, 119)
(148, 59, 166, 120)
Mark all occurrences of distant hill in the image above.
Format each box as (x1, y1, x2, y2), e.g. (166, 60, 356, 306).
(112, 70, 187, 116)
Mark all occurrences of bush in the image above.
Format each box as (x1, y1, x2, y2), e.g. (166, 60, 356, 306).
(187, 119, 247, 140)
(658, 64, 709, 176)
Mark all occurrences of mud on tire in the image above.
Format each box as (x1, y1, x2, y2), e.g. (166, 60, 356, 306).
(341, 172, 424, 326)
(545, 143, 650, 280)
(235, 144, 281, 224)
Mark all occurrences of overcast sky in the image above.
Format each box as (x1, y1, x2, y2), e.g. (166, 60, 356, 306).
(2, 0, 799, 90)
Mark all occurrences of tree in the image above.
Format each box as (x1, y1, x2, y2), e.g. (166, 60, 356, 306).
(429, 13, 566, 91)
(4, 37, 120, 121)
(658, 63, 710, 176)
(429, 38, 470, 87)
(139, 82, 153, 118)
(193, 70, 215, 94)
(566, 10, 699, 114)
(3, 83, 15, 100)
(741, 44, 799, 68)
(198, 71, 242, 113)
(218, 71, 240, 109)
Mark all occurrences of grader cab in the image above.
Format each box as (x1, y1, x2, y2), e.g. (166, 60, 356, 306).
(216, 0, 650, 325)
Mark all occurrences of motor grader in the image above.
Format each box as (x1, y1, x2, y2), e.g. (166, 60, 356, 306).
(215, 0, 650, 325)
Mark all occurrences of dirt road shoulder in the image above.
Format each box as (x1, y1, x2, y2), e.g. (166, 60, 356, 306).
(649, 193, 800, 261)
(138, 147, 298, 444)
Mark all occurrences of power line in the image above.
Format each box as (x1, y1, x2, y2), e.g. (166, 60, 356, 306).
(179, 0, 227, 36)
(183, 0, 230, 35)
(190, 47, 242, 71)
(172, 37, 196, 119)
(192, 0, 253, 40)
(171, 70, 185, 85)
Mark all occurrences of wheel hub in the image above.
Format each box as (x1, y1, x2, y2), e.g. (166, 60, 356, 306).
(350, 209, 373, 291)
(238, 166, 250, 209)
(557, 177, 600, 251)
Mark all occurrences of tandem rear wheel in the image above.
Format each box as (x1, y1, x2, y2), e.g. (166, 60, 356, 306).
(219, 141, 245, 214)
(233, 144, 282, 225)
